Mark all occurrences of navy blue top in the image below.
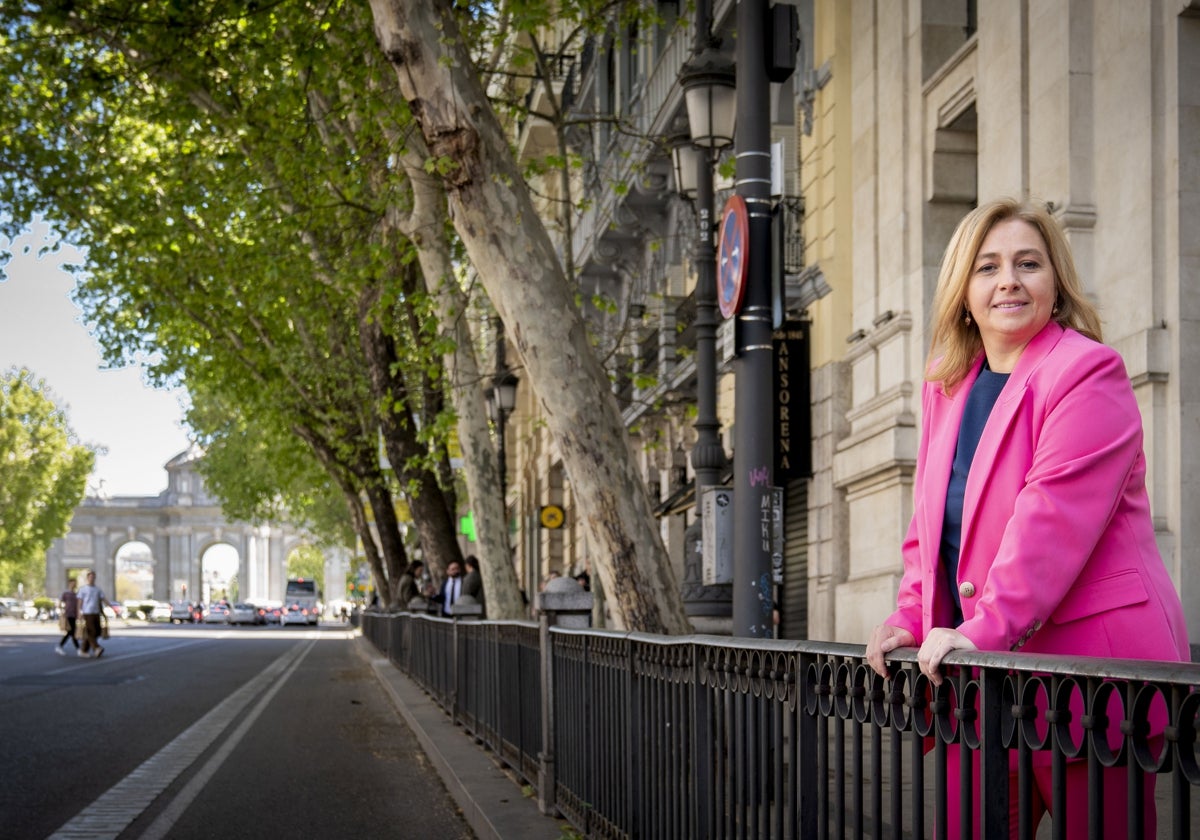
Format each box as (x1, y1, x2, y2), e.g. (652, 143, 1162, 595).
(940, 365, 1010, 625)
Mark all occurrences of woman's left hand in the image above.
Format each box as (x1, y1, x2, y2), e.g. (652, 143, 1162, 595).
(916, 627, 977, 686)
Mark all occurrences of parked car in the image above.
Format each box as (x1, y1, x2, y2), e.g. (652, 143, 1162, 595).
(227, 603, 259, 626)
(170, 601, 198, 624)
(204, 604, 230, 624)
(281, 603, 312, 626)
(150, 602, 173, 622)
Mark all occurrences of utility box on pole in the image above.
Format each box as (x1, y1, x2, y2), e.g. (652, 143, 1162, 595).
(704, 486, 785, 587)
(702, 487, 734, 585)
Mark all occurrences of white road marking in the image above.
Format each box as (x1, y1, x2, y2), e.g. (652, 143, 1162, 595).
(45, 639, 316, 840)
(44, 639, 209, 675)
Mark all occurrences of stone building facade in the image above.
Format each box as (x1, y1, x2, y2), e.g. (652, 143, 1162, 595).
(500, 0, 1198, 650)
(810, 0, 1198, 649)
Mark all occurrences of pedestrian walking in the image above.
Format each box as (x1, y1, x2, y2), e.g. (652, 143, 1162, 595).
(56, 577, 80, 656)
(77, 570, 113, 659)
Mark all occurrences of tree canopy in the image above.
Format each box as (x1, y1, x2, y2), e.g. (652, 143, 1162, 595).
(0, 0, 481, 605)
(0, 368, 94, 596)
(0, 0, 695, 630)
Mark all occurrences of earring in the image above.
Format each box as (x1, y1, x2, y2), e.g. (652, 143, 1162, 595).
(964, 311, 972, 326)
(1052, 304, 1059, 315)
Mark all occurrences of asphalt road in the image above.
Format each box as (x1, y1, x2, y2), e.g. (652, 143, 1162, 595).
(0, 619, 474, 840)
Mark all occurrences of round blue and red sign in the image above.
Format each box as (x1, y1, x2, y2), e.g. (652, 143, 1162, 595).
(716, 195, 749, 318)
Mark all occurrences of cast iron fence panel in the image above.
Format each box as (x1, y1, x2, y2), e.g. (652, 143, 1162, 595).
(361, 612, 1200, 839)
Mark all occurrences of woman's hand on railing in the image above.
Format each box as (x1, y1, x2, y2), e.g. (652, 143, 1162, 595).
(865, 623, 915, 679)
(915, 627, 977, 686)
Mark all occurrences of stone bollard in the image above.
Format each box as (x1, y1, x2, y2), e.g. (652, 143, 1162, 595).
(536, 576, 595, 815)
(405, 596, 431, 612)
(449, 594, 483, 619)
(536, 577, 593, 627)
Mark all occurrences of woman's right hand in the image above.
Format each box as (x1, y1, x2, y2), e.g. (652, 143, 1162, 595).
(866, 623, 915, 678)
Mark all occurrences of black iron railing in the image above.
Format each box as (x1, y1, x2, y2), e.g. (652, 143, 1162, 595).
(362, 611, 1200, 839)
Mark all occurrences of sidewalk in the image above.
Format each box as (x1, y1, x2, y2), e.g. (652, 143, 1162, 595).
(355, 634, 568, 840)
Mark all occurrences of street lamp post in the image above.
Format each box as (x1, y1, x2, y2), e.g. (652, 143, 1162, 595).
(485, 318, 519, 504)
(676, 0, 736, 625)
(678, 8, 736, 508)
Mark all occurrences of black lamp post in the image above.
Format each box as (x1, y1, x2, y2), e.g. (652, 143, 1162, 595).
(676, 0, 736, 624)
(485, 318, 519, 503)
(678, 47, 735, 498)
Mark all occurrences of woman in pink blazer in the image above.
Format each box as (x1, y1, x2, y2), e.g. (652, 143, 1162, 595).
(866, 198, 1189, 837)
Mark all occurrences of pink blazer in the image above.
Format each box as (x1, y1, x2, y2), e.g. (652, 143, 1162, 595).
(886, 322, 1189, 661)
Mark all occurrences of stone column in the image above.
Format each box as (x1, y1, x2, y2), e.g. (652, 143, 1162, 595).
(45, 539, 64, 594)
(153, 530, 170, 601)
(166, 526, 193, 602)
(267, 528, 287, 601)
(92, 527, 112, 592)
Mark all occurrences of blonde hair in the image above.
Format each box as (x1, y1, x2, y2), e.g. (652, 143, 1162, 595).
(927, 198, 1102, 391)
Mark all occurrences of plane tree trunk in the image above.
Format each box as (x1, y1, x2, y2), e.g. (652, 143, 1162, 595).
(368, 0, 690, 633)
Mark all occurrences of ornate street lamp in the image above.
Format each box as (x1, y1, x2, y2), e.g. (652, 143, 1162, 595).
(485, 319, 520, 502)
(679, 43, 737, 150)
(676, 4, 736, 627)
(670, 134, 702, 199)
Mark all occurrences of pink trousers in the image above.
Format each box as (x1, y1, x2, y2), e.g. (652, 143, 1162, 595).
(943, 746, 1157, 839)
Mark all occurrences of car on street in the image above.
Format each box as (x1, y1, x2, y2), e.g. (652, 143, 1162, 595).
(204, 604, 230, 624)
(262, 605, 282, 625)
(227, 603, 259, 626)
(170, 601, 198, 623)
(150, 602, 173, 622)
(281, 603, 312, 626)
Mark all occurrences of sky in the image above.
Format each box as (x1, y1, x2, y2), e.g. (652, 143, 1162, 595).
(0, 220, 193, 498)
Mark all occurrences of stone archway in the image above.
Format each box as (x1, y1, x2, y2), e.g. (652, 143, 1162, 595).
(44, 447, 311, 604)
(114, 540, 155, 602)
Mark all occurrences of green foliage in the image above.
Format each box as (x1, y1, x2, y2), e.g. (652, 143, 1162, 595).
(0, 2, 456, 569)
(717, 155, 737, 181)
(632, 372, 657, 390)
(0, 369, 94, 596)
(188, 385, 353, 549)
(286, 544, 326, 593)
(590, 294, 618, 315)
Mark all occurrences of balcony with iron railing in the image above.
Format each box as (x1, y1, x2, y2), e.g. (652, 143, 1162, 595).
(516, 51, 580, 160)
(362, 603, 1200, 840)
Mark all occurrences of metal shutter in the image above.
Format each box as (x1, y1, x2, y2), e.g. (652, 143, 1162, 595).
(778, 478, 808, 639)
